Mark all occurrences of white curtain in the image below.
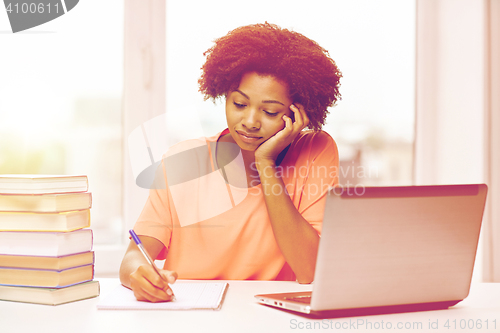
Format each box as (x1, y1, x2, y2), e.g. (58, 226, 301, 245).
(415, 0, 500, 281)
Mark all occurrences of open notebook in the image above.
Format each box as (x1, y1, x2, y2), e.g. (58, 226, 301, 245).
(97, 282, 229, 310)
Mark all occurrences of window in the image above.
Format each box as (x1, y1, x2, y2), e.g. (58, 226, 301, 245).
(164, 0, 415, 187)
(0, 2, 124, 248)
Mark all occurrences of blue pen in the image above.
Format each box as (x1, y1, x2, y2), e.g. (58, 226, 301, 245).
(129, 229, 175, 300)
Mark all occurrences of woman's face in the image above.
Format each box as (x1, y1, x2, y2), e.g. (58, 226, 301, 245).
(225, 72, 293, 152)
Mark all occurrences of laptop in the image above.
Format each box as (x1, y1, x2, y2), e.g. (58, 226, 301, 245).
(255, 184, 488, 317)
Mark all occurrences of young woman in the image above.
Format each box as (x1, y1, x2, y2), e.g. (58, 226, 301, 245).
(120, 22, 342, 302)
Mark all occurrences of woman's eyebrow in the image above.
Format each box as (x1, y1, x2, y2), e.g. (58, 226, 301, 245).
(235, 90, 285, 105)
(235, 90, 250, 99)
(262, 99, 284, 106)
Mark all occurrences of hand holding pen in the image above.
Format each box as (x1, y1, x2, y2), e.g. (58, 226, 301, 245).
(128, 230, 177, 302)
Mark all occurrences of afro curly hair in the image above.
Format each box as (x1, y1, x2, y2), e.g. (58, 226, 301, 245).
(198, 22, 342, 131)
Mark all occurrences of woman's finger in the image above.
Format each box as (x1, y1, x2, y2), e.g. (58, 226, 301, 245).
(289, 104, 308, 132)
(290, 104, 308, 130)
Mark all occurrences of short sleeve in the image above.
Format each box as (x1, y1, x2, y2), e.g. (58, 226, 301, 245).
(284, 131, 339, 235)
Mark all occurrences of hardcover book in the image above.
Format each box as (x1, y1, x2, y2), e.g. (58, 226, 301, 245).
(0, 264, 94, 288)
(0, 192, 92, 213)
(0, 252, 94, 270)
(0, 209, 90, 232)
(0, 280, 100, 305)
(0, 174, 98, 306)
(0, 174, 88, 194)
(0, 229, 93, 256)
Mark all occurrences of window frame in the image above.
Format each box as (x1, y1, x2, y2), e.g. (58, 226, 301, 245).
(95, 0, 166, 277)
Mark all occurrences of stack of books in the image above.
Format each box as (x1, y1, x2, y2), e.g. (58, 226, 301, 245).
(0, 175, 100, 305)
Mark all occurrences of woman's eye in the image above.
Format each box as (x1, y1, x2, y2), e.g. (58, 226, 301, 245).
(233, 102, 246, 108)
(264, 111, 279, 117)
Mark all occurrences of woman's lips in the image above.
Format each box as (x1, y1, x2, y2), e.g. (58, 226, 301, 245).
(237, 131, 262, 144)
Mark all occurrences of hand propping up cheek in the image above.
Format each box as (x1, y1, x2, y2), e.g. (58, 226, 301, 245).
(255, 103, 310, 163)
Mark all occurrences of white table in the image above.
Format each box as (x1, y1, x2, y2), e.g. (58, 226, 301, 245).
(1, 279, 499, 333)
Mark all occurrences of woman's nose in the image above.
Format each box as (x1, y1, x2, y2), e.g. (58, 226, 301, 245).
(242, 109, 260, 130)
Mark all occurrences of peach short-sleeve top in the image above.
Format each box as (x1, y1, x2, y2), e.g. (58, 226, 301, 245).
(133, 129, 339, 280)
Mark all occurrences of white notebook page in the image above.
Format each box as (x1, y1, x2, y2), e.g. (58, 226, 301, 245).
(97, 282, 229, 310)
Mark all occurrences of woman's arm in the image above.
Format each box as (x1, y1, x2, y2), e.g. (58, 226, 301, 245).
(256, 159, 320, 284)
(119, 235, 178, 302)
(254, 104, 322, 284)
